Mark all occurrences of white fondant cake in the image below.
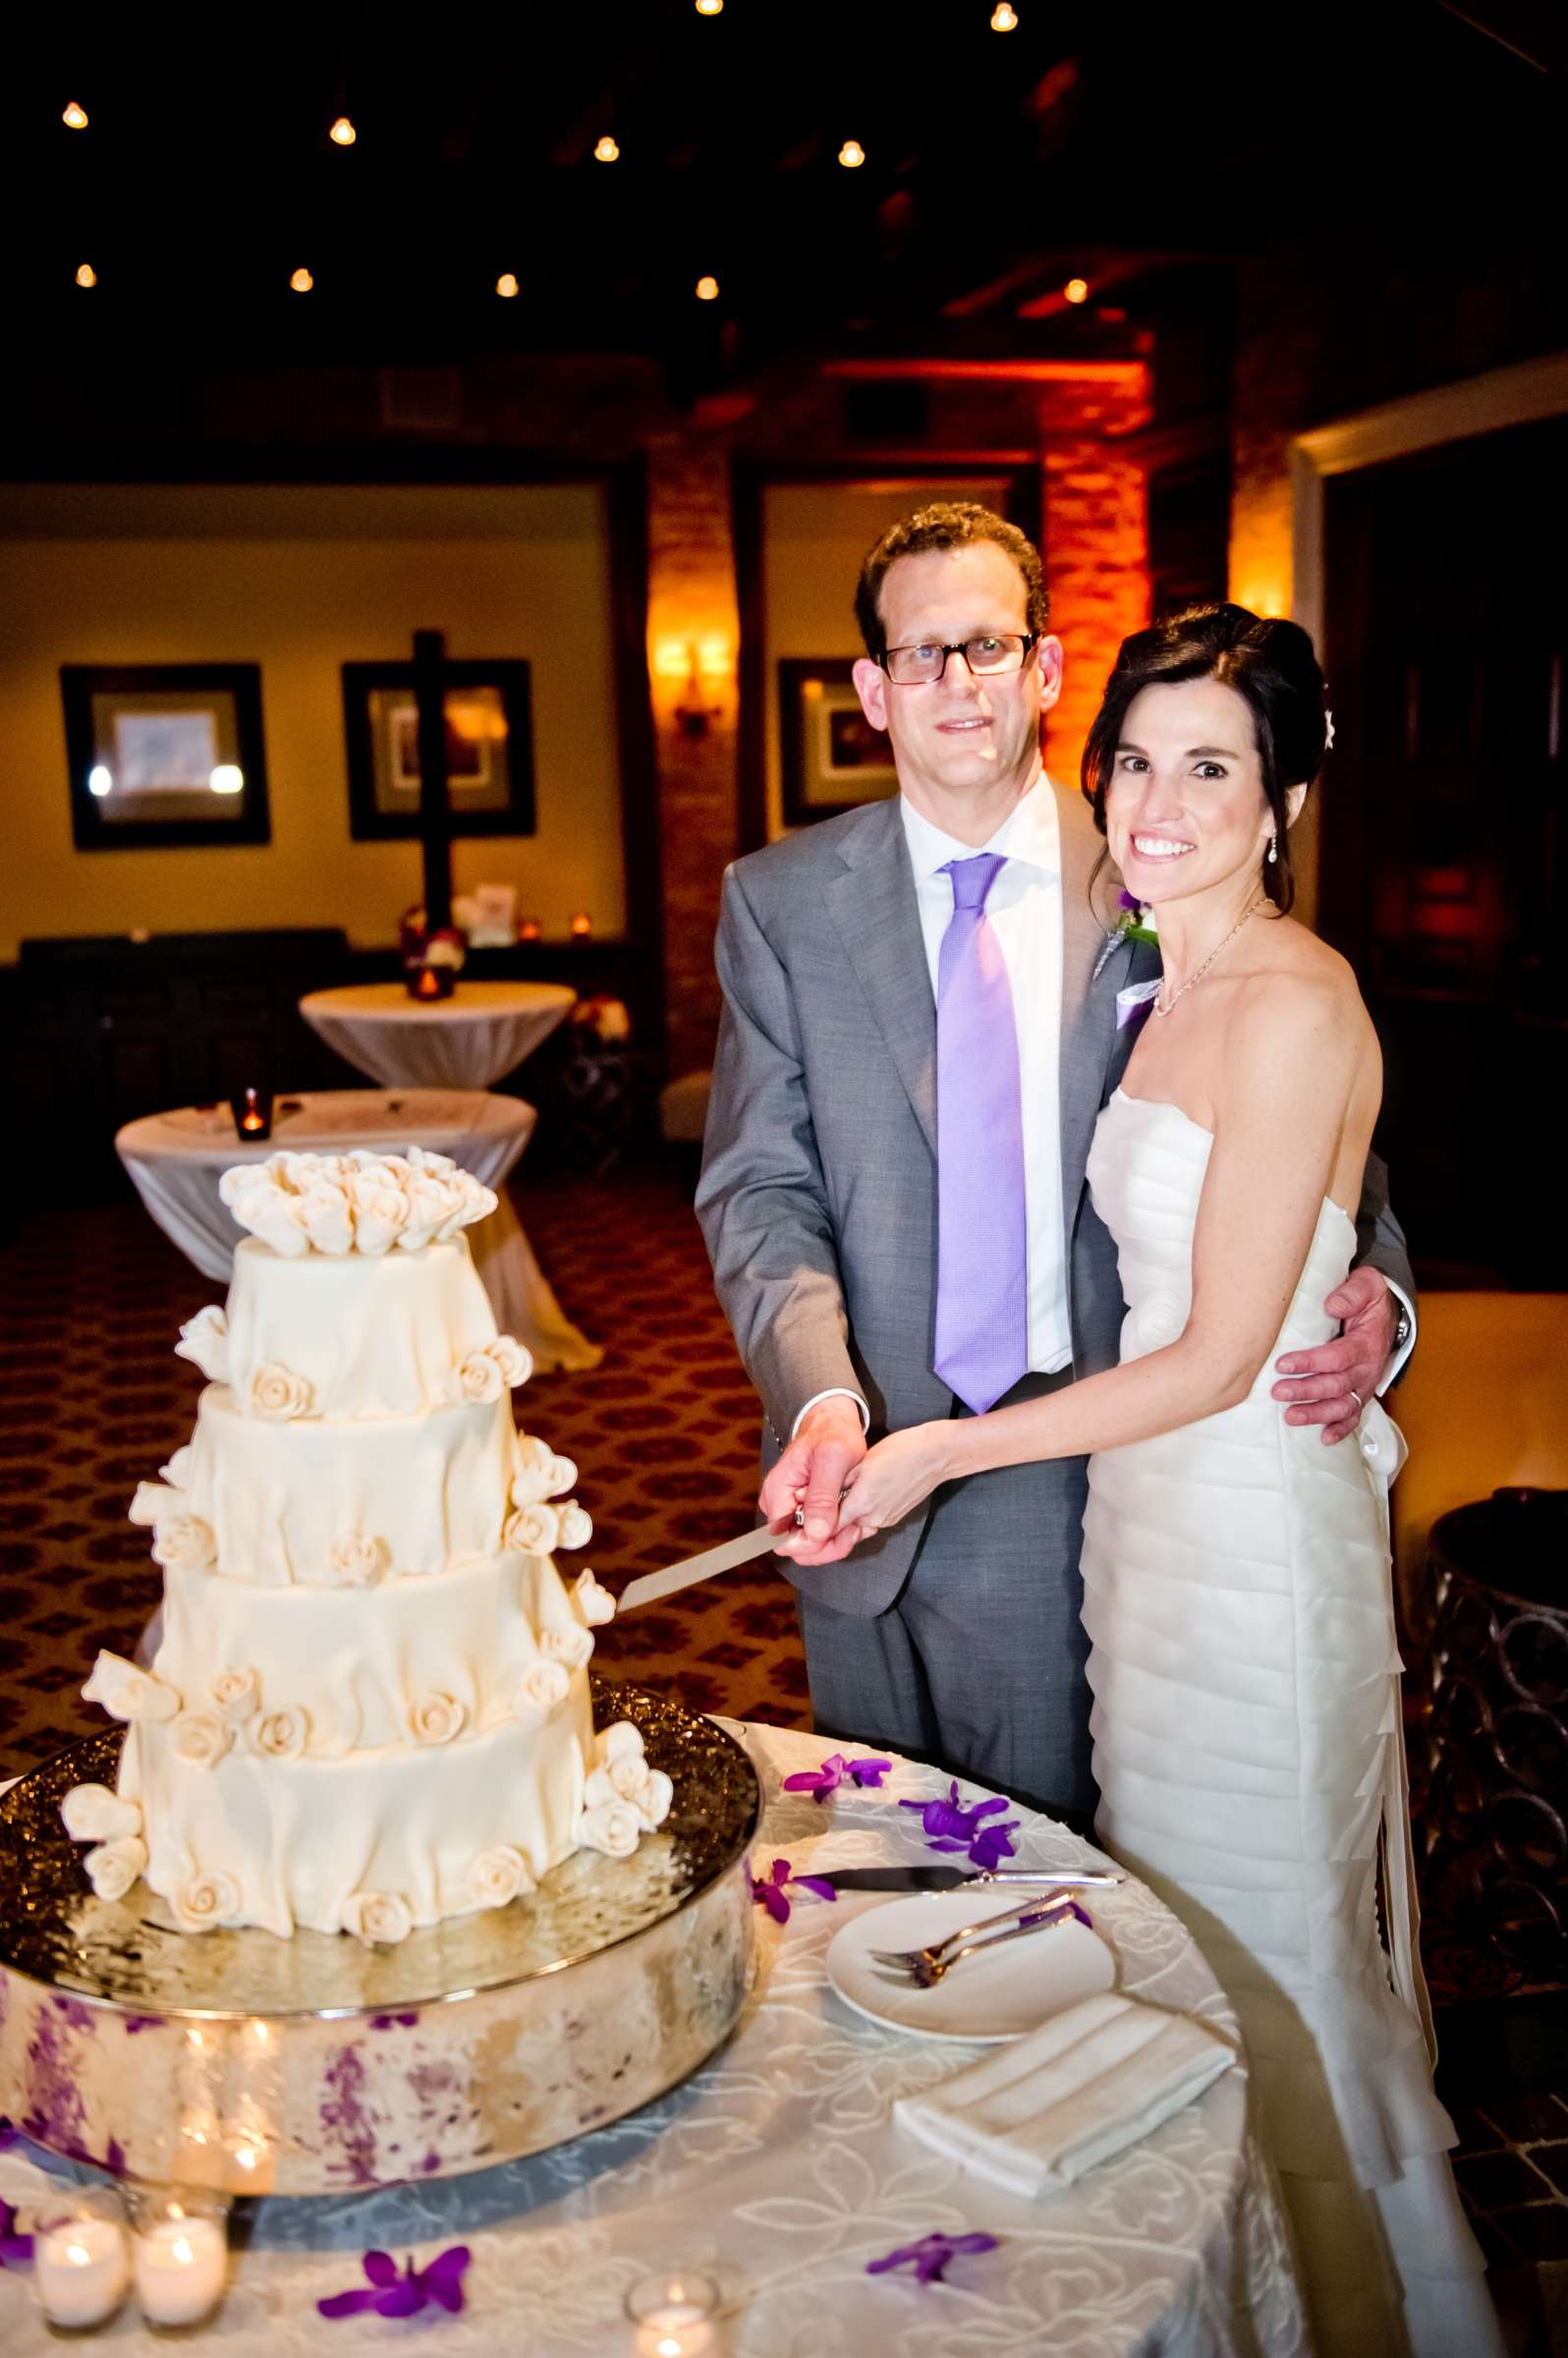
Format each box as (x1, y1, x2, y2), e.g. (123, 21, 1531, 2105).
(63, 1148, 668, 1942)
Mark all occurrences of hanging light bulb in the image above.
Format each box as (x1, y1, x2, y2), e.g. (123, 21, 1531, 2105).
(695, 0, 723, 13)
(75, 262, 97, 288)
(991, 2, 1019, 28)
(495, 272, 520, 299)
(328, 115, 357, 146)
(290, 267, 313, 293)
(838, 139, 866, 169)
(62, 100, 89, 131)
(593, 134, 620, 162)
(695, 274, 719, 302)
(1064, 276, 1090, 304)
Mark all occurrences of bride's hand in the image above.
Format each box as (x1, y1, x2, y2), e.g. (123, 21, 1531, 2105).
(772, 1423, 954, 1564)
(836, 1424, 953, 1541)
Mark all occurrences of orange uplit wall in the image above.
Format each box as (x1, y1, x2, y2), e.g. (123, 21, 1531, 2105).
(1033, 364, 1153, 787)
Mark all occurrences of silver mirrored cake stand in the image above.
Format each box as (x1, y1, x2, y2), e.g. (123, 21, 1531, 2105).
(0, 1680, 759, 2196)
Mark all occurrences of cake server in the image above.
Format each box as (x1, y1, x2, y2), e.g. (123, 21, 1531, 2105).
(813, 1866, 1123, 1893)
(617, 1519, 786, 1611)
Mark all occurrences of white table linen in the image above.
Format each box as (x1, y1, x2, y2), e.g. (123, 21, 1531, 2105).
(298, 982, 578, 1091)
(0, 1727, 1306, 2357)
(114, 1089, 599, 1375)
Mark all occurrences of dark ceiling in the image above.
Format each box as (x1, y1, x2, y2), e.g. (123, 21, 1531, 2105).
(2, 0, 1563, 404)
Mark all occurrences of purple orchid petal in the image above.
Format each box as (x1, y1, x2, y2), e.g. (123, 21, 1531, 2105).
(373, 2279, 427, 2319)
(867, 2230, 1001, 2285)
(1, 2198, 35, 2268)
(318, 2287, 382, 2319)
(761, 1882, 792, 1924)
(417, 2246, 471, 2313)
(791, 1876, 839, 1903)
(363, 2251, 402, 2288)
(847, 1757, 891, 1786)
(1119, 887, 1141, 913)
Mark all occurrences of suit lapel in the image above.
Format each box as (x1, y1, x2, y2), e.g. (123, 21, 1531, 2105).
(825, 800, 937, 1158)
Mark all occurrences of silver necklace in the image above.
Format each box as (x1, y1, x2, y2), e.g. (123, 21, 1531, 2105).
(1154, 891, 1264, 1018)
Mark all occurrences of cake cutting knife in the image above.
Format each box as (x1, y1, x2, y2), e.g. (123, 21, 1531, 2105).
(617, 1519, 787, 1611)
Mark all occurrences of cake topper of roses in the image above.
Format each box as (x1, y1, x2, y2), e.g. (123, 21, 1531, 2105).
(219, 1148, 496, 1258)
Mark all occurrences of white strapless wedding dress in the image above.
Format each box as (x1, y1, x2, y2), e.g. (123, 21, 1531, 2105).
(1082, 1089, 1502, 2358)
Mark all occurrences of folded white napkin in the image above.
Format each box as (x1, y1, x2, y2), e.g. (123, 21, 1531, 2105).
(894, 1990, 1236, 2198)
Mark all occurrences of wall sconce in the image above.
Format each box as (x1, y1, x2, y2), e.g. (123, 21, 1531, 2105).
(654, 635, 732, 737)
(675, 643, 723, 736)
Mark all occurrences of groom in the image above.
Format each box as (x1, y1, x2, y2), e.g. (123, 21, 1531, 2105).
(697, 502, 1413, 1819)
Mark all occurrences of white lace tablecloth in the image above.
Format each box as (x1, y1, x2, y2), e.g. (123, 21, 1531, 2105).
(0, 1727, 1306, 2356)
(299, 982, 578, 1091)
(114, 1089, 599, 1375)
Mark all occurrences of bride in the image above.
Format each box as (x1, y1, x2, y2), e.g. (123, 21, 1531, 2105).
(806, 605, 1501, 2358)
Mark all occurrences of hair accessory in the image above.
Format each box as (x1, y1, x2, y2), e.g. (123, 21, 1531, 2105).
(1267, 832, 1278, 866)
(1324, 708, 1335, 749)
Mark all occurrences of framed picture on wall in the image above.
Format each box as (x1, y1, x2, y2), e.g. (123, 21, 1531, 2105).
(61, 663, 271, 850)
(342, 659, 535, 841)
(778, 657, 898, 825)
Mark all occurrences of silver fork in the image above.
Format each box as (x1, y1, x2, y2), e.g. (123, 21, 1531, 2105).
(873, 1899, 1086, 1987)
(869, 1891, 1053, 1972)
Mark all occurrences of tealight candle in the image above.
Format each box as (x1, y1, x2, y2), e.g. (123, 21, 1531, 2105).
(519, 915, 543, 941)
(33, 2195, 132, 2330)
(228, 1086, 273, 1141)
(570, 910, 593, 938)
(132, 2194, 229, 2329)
(625, 2269, 720, 2357)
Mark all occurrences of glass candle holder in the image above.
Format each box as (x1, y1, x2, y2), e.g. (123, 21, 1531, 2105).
(229, 1086, 273, 1141)
(625, 2269, 721, 2357)
(32, 2189, 133, 2330)
(407, 963, 457, 1000)
(518, 915, 543, 941)
(131, 2189, 230, 2330)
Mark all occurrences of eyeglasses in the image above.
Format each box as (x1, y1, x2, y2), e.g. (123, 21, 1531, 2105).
(877, 632, 1036, 686)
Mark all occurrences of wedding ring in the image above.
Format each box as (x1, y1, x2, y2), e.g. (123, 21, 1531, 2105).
(1348, 1388, 1364, 1415)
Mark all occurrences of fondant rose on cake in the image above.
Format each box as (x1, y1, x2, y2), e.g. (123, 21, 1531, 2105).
(65, 1145, 659, 1941)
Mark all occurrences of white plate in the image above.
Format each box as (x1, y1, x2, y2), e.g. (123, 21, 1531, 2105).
(826, 1891, 1116, 2043)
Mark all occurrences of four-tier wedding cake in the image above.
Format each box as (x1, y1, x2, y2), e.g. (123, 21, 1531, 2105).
(59, 1148, 670, 1942)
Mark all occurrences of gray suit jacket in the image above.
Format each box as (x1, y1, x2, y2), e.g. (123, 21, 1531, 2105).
(697, 781, 1414, 1617)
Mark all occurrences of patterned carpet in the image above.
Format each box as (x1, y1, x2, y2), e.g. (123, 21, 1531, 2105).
(0, 1165, 810, 1778)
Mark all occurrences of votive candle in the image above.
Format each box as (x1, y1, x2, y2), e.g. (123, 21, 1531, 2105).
(132, 2196, 229, 2329)
(33, 2198, 132, 2330)
(626, 2269, 720, 2356)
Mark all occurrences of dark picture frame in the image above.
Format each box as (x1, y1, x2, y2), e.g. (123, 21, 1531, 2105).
(61, 663, 271, 851)
(342, 659, 535, 841)
(778, 656, 898, 825)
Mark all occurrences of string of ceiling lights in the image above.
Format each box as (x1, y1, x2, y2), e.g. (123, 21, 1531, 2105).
(55, 0, 1083, 313)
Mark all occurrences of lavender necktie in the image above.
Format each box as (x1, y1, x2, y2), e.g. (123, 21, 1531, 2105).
(933, 852, 1029, 1414)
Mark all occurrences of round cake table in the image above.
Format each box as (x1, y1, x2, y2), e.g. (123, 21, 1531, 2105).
(299, 982, 579, 1092)
(114, 1089, 599, 1375)
(0, 1727, 1306, 2357)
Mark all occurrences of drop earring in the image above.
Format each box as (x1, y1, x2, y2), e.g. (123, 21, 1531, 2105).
(1266, 832, 1278, 866)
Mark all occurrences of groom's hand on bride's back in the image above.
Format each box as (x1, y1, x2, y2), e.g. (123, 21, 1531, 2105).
(759, 1398, 868, 1567)
(1271, 1266, 1397, 1445)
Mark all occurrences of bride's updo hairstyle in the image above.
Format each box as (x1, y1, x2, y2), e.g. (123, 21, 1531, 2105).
(1080, 602, 1329, 916)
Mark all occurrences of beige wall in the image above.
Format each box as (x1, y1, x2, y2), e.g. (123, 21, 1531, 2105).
(0, 481, 624, 961)
(760, 477, 1010, 840)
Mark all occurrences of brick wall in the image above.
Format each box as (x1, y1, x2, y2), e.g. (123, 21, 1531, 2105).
(1036, 366, 1152, 792)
